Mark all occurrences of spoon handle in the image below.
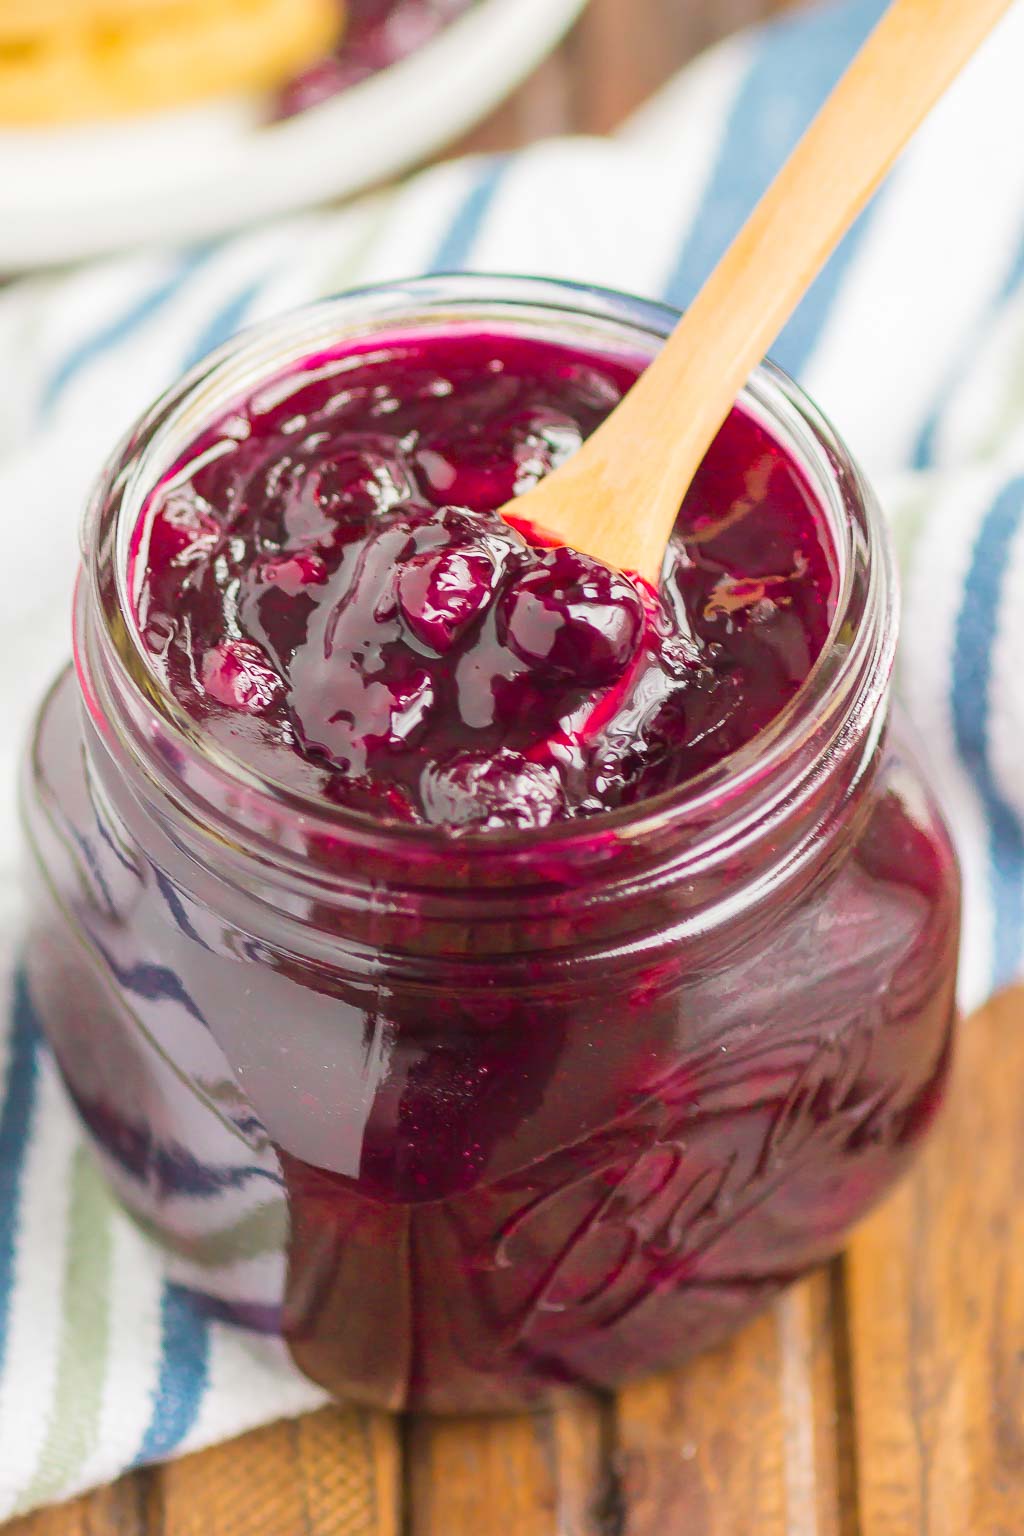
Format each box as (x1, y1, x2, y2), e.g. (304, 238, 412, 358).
(535, 0, 1017, 583)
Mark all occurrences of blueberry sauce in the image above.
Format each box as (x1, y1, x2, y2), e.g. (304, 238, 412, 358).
(132, 330, 837, 833)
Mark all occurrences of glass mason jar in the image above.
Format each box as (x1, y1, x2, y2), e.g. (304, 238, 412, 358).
(20, 276, 960, 1414)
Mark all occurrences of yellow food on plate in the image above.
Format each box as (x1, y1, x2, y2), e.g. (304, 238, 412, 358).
(0, 0, 343, 124)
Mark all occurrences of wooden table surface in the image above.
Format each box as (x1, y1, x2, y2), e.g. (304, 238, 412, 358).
(20, 2, 1024, 1532)
(446, 0, 799, 151)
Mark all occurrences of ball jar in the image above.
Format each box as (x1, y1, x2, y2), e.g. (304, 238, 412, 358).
(20, 276, 961, 1413)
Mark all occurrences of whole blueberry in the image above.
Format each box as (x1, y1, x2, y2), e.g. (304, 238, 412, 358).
(500, 547, 645, 688)
(397, 545, 498, 653)
(421, 749, 566, 832)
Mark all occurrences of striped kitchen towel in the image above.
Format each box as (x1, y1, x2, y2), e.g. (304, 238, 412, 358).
(1, 0, 1023, 1515)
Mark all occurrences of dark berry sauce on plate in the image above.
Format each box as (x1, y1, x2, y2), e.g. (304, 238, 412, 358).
(278, 0, 475, 116)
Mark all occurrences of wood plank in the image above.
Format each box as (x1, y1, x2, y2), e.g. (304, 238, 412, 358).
(454, 0, 802, 155)
(614, 1271, 844, 1536)
(569, 0, 802, 134)
(405, 1390, 608, 1536)
(149, 1409, 400, 1536)
(1, 1474, 151, 1536)
(448, 45, 577, 157)
(843, 986, 1024, 1536)
(570, 0, 708, 135)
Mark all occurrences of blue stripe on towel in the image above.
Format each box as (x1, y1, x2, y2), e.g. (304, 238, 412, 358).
(913, 220, 1024, 470)
(42, 246, 216, 417)
(0, 976, 43, 1377)
(662, 0, 890, 378)
(180, 275, 270, 375)
(952, 476, 1024, 989)
(135, 1283, 211, 1465)
(429, 157, 510, 272)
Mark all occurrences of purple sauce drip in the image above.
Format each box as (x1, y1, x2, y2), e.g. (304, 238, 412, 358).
(132, 330, 836, 832)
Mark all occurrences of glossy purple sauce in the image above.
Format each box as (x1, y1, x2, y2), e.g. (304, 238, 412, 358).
(132, 330, 836, 831)
(277, 0, 475, 117)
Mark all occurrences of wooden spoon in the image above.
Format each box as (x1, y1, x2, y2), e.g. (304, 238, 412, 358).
(506, 0, 1016, 585)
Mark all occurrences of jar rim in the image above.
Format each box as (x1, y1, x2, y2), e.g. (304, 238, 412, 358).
(81, 272, 896, 862)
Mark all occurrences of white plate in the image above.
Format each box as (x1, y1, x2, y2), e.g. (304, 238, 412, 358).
(0, 0, 587, 270)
